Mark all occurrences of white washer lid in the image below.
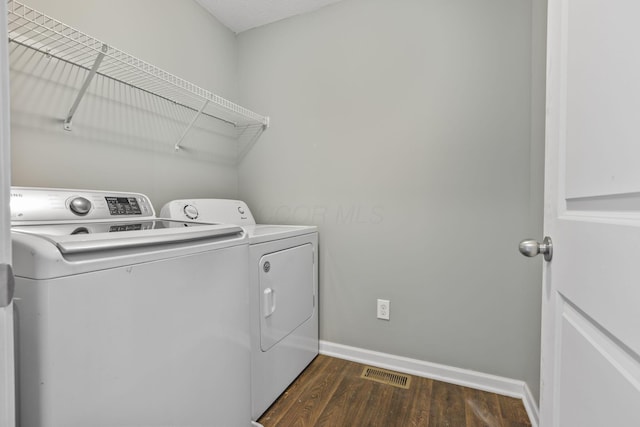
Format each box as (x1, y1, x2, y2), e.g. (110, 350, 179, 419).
(11, 222, 248, 279)
(12, 220, 243, 254)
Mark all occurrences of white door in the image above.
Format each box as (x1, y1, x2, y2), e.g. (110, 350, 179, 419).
(0, 1, 16, 426)
(258, 243, 314, 351)
(541, 0, 640, 425)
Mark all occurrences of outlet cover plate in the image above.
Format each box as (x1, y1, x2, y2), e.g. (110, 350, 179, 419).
(377, 299, 390, 320)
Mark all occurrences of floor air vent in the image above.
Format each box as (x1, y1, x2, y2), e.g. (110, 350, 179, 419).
(360, 366, 411, 389)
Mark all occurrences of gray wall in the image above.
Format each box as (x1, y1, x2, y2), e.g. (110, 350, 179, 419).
(237, 0, 545, 400)
(10, 0, 240, 210)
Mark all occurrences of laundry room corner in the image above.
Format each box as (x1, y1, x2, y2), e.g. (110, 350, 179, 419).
(6, 0, 548, 422)
(235, 0, 546, 406)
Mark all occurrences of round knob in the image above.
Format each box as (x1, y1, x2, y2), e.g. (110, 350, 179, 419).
(183, 204, 199, 220)
(519, 236, 553, 262)
(69, 197, 92, 216)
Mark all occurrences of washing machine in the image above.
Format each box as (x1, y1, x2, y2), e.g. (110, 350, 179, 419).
(161, 199, 318, 420)
(11, 187, 253, 427)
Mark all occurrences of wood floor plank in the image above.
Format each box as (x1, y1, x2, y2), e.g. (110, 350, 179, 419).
(258, 355, 532, 427)
(428, 380, 467, 427)
(256, 355, 325, 425)
(386, 376, 433, 427)
(463, 386, 504, 427)
(497, 394, 531, 425)
(356, 382, 395, 427)
(314, 359, 369, 426)
(293, 357, 357, 426)
(259, 355, 354, 427)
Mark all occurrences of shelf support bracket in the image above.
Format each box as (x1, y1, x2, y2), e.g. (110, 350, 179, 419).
(174, 99, 210, 151)
(63, 44, 108, 131)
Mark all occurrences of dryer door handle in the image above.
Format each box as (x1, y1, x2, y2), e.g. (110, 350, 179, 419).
(263, 288, 276, 318)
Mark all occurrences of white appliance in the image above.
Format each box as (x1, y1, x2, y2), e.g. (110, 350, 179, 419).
(10, 187, 252, 427)
(161, 199, 318, 420)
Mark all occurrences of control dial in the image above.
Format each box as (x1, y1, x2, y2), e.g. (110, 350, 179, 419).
(183, 204, 199, 220)
(69, 197, 92, 216)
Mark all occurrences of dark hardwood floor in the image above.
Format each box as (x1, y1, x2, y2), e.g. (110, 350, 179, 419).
(258, 355, 532, 427)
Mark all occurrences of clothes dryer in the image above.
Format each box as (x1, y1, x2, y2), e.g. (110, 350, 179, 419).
(161, 199, 318, 420)
(11, 187, 252, 427)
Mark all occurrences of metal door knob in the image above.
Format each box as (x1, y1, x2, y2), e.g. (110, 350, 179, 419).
(519, 236, 553, 261)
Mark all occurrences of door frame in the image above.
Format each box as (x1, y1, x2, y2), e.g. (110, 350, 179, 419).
(540, 0, 566, 423)
(0, 0, 16, 425)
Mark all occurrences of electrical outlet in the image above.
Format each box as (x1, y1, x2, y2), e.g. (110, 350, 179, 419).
(377, 299, 390, 320)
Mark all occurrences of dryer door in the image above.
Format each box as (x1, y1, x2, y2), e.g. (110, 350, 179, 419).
(259, 243, 314, 352)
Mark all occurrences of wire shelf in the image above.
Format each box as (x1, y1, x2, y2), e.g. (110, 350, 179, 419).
(6, 0, 269, 147)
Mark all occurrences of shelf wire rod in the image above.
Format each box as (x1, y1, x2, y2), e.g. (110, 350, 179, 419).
(52, 39, 95, 60)
(63, 44, 108, 131)
(95, 51, 267, 125)
(8, 0, 267, 127)
(117, 69, 161, 88)
(9, 21, 38, 38)
(174, 99, 210, 151)
(9, 39, 231, 127)
(153, 87, 173, 145)
(10, 28, 85, 60)
(9, 16, 107, 61)
(64, 50, 93, 66)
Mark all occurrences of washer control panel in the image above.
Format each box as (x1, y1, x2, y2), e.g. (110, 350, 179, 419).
(105, 196, 143, 216)
(10, 187, 155, 224)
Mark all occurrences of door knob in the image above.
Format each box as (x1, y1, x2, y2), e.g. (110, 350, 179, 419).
(519, 236, 553, 262)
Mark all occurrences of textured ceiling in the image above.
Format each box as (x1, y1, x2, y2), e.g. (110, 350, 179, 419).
(195, 0, 344, 33)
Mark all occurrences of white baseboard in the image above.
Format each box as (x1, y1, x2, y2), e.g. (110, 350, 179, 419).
(521, 382, 540, 427)
(319, 340, 539, 427)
